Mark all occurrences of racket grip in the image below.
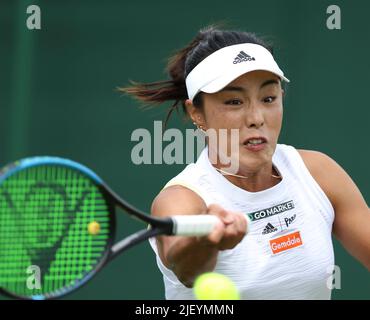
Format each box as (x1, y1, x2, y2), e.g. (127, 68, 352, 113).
(171, 215, 221, 236)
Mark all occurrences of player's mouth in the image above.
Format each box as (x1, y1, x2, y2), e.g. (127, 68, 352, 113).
(242, 136, 267, 152)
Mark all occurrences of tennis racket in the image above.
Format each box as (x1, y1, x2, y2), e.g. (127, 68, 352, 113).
(0, 156, 222, 300)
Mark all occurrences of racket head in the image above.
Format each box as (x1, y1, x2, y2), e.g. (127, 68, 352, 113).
(0, 157, 116, 300)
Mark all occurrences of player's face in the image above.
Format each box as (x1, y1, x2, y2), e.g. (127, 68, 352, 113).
(197, 70, 284, 174)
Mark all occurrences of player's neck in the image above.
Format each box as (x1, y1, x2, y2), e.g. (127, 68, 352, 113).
(213, 163, 282, 192)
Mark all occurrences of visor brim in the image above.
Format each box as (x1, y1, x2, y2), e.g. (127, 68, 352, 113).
(200, 66, 290, 95)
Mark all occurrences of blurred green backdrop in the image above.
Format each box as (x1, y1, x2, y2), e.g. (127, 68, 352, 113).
(0, 0, 369, 299)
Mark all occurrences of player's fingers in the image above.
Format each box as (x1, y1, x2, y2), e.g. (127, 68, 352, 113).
(207, 204, 235, 224)
(216, 212, 249, 250)
(234, 212, 248, 235)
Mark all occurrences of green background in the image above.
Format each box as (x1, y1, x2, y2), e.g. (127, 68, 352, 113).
(0, 0, 369, 299)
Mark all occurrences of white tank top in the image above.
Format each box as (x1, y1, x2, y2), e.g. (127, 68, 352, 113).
(149, 144, 335, 300)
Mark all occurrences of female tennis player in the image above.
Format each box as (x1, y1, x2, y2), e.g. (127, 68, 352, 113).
(120, 26, 370, 299)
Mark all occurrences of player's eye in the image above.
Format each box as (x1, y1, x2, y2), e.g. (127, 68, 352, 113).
(224, 99, 243, 105)
(263, 96, 276, 103)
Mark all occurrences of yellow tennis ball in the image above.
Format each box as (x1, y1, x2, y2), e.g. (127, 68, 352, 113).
(193, 272, 240, 300)
(88, 221, 100, 235)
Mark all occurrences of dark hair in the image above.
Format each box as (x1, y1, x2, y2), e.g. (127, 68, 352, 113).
(118, 25, 273, 125)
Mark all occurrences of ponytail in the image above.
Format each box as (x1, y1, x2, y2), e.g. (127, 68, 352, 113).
(118, 32, 205, 126)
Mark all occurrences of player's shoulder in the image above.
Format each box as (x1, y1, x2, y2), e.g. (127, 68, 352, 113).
(151, 184, 207, 218)
(297, 149, 337, 173)
(297, 149, 345, 205)
(276, 144, 337, 174)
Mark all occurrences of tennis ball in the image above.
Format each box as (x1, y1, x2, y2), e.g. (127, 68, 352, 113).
(193, 272, 240, 300)
(88, 221, 101, 235)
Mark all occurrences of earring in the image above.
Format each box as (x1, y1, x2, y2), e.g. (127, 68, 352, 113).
(193, 121, 205, 132)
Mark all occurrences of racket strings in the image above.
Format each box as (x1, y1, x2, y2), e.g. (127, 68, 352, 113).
(0, 165, 111, 298)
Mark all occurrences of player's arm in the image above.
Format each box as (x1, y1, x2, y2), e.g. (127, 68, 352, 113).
(299, 150, 370, 270)
(151, 185, 247, 287)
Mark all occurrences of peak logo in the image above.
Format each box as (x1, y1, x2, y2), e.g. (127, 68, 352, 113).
(284, 214, 296, 227)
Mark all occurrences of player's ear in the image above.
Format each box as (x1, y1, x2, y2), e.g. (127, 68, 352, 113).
(185, 99, 205, 128)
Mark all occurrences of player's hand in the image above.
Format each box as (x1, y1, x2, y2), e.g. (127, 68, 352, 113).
(201, 204, 248, 250)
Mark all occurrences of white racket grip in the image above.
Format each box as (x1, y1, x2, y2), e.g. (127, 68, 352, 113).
(172, 214, 251, 237)
(171, 215, 220, 236)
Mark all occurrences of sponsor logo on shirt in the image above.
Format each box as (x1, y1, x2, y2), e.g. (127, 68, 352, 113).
(284, 214, 296, 227)
(262, 223, 278, 235)
(269, 231, 303, 255)
(248, 200, 295, 222)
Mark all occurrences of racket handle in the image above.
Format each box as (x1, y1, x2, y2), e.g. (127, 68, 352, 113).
(171, 215, 221, 236)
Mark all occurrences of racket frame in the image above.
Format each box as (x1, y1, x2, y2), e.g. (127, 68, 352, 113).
(0, 156, 207, 300)
(0, 157, 117, 300)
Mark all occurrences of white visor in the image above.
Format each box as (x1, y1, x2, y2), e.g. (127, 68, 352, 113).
(185, 43, 290, 100)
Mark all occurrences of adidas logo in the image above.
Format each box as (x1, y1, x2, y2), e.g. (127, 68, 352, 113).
(262, 222, 278, 235)
(233, 51, 256, 64)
